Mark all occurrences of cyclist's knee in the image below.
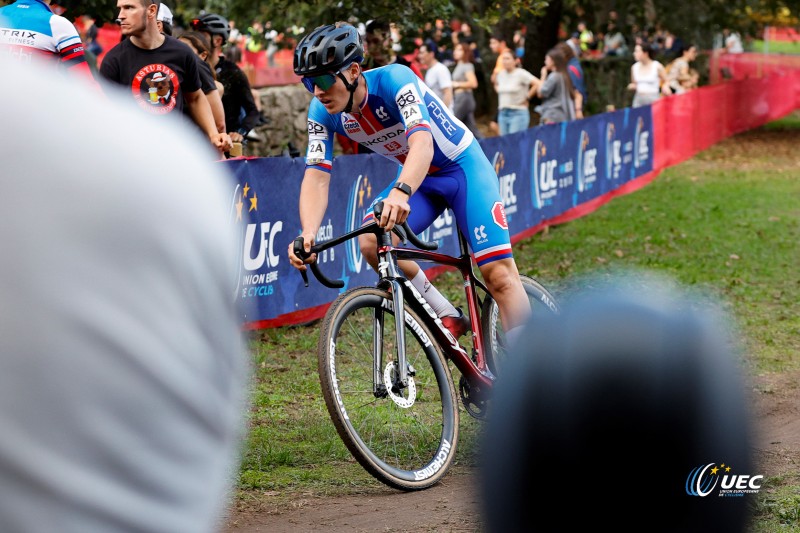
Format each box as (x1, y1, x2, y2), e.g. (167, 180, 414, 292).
(481, 259, 520, 295)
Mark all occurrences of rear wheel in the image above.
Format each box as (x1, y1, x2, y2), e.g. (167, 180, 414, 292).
(480, 275, 559, 376)
(317, 287, 459, 491)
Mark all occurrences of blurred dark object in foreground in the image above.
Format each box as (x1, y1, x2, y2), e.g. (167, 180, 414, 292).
(481, 274, 754, 532)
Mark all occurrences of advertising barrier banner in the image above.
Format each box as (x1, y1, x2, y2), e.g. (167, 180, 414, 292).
(229, 106, 654, 329)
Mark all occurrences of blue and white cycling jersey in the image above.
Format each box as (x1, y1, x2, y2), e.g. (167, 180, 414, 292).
(306, 64, 473, 173)
(0, 0, 91, 78)
(305, 63, 513, 267)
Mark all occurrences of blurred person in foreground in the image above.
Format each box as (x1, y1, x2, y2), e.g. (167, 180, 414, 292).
(100, 0, 231, 156)
(0, 0, 99, 88)
(481, 272, 755, 532)
(0, 56, 250, 533)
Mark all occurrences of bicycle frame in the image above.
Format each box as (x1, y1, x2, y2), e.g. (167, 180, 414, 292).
(295, 218, 495, 398)
(386, 232, 495, 392)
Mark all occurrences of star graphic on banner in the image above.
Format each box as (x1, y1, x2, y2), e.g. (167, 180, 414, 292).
(236, 194, 244, 221)
(243, 183, 250, 197)
(711, 466, 720, 475)
(249, 192, 258, 212)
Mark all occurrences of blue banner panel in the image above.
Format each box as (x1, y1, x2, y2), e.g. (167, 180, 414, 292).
(227, 106, 654, 327)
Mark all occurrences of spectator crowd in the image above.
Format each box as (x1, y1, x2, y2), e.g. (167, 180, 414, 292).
(1, 0, 749, 154)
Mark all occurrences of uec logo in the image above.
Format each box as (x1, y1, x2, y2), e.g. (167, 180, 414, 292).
(686, 463, 763, 497)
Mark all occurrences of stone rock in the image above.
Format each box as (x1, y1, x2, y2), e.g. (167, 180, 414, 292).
(243, 85, 312, 158)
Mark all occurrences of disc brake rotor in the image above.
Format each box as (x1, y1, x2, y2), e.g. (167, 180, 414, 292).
(384, 361, 416, 408)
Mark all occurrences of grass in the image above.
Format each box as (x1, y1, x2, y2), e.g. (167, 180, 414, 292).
(236, 112, 800, 527)
(752, 39, 800, 54)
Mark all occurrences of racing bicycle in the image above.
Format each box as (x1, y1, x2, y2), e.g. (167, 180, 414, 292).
(293, 203, 559, 490)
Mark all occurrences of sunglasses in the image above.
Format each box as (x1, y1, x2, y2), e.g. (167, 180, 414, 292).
(301, 70, 341, 93)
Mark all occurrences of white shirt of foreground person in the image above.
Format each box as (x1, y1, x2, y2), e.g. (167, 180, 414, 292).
(0, 58, 250, 533)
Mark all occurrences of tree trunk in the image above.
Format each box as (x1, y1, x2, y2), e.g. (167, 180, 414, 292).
(521, 0, 563, 75)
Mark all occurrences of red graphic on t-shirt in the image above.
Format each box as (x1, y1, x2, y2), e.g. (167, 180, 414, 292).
(131, 64, 180, 114)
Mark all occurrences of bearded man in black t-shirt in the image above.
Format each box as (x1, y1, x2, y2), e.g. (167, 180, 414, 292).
(100, 0, 231, 156)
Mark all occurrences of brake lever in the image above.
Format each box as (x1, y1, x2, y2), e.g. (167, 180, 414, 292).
(292, 236, 310, 287)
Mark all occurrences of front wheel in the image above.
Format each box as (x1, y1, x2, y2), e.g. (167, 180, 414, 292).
(480, 275, 559, 376)
(317, 287, 459, 491)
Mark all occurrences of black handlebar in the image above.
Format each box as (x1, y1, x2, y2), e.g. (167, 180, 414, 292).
(293, 201, 438, 289)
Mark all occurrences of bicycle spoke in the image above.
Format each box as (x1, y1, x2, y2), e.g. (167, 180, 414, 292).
(318, 288, 458, 489)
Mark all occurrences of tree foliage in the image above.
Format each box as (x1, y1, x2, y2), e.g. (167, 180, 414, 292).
(19, 0, 798, 48)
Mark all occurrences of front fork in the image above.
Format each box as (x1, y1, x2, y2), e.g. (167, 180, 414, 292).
(373, 237, 410, 396)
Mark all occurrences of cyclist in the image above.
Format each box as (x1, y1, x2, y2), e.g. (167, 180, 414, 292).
(288, 22, 530, 345)
(0, 0, 98, 87)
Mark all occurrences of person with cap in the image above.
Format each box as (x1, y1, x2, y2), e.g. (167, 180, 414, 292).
(156, 1, 173, 36)
(178, 29, 228, 137)
(157, 3, 227, 136)
(100, 0, 231, 157)
(288, 22, 532, 346)
(567, 32, 582, 59)
(191, 13, 262, 147)
(0, 0, 99, 87)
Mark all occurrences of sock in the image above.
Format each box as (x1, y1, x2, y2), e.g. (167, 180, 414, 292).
(410, 269, 458, 318)
(505, 325, 525, 349)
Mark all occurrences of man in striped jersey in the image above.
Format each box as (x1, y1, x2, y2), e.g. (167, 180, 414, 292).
(0, 0, 97, 85)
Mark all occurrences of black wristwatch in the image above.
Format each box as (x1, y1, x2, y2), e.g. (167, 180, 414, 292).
(393, 182, 412, 196)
